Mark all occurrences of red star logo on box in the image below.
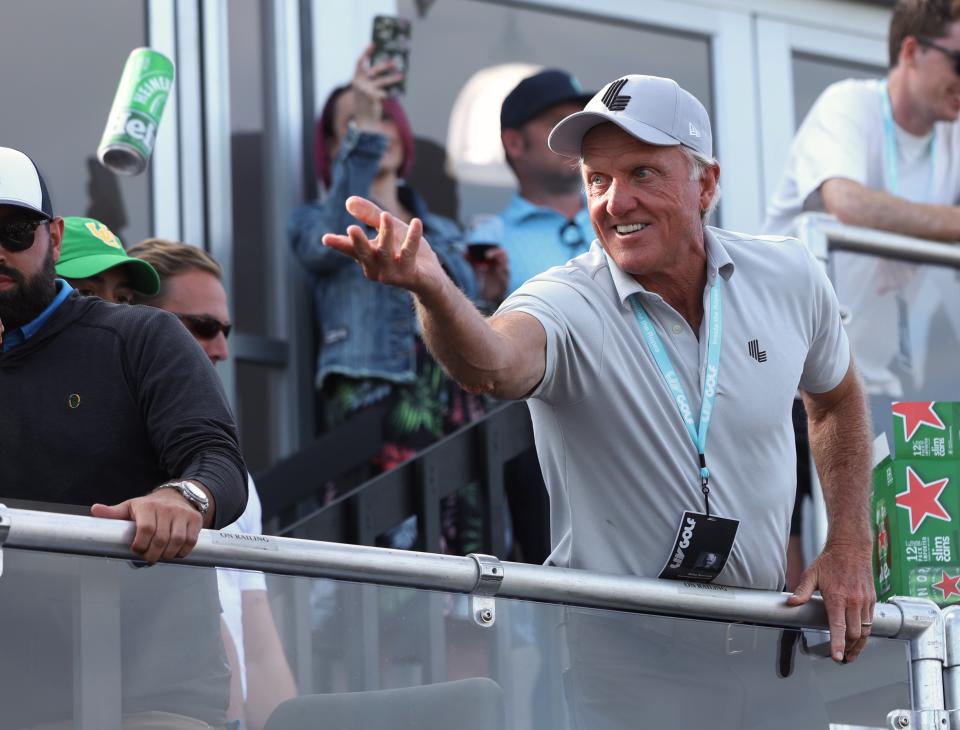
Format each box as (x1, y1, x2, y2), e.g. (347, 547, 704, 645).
(895, 466, 951, 533)
(934, 571, 960, 601)
(892, 401, 946, 442)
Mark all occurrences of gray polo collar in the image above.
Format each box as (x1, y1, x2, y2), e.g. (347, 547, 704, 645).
(604, 226, 736, 306)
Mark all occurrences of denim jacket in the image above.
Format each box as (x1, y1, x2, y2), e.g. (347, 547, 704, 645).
(289, 127, 476, 386)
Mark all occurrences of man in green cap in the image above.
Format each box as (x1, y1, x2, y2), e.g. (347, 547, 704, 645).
(55, 216, 160, 304)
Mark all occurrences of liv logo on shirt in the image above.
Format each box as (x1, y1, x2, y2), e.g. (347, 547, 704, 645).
(748, 339, 767, 363)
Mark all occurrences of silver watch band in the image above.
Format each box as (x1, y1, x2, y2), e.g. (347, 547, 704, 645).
(154, 480, 209, 515)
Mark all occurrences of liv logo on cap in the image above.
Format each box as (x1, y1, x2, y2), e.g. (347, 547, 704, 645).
(601, 78, 631, 111)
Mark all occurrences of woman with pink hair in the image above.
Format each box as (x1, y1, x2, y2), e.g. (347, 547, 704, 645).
(289, 46, 494, 553)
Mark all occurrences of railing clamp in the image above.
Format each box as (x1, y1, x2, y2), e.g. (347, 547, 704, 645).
(0, 505, 11, 578)
(467, 553, 503, 628)
(887, 709, 949, 729)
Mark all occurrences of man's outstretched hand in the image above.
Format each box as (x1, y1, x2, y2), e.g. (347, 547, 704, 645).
(322, 196, 448, 300)
(787, 542, 876, 663)
(91, 488, 203, 564)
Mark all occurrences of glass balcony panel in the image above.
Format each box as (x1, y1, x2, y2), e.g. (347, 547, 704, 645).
(0, 546, 912, 729)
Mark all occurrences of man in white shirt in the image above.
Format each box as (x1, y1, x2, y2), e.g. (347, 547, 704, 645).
(765, 0, 960, 397)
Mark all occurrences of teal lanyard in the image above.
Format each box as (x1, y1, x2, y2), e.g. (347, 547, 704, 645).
(629, 279, 723, 517)
(879, 79, 937, 198)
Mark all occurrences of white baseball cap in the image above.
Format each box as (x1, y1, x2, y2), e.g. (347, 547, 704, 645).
(548, 75, 713, 159)
(0, 147, 53, 219)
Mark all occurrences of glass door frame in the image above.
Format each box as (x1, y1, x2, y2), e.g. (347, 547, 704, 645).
(148, 0, 312, 462)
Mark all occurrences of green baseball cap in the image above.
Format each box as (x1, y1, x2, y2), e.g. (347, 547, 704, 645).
(56, 217, 161, 296)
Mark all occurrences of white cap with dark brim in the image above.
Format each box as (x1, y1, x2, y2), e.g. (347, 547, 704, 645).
(0, 146, 53, 219)
(548, 75, 713, 160)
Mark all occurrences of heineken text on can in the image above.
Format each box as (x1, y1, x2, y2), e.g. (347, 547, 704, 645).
(97, 48, 175, 175)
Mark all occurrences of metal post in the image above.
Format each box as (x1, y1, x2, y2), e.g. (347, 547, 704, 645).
(199, 0, 237, 406)
(290, 576, 315, 693)
(477, 419, 508, 557)
(263, 0, 311, 456)
(147, 0, 182, 240)
(942, 606, 960, 727)
(415, 456, 441, 553)
(887, 597, 950, 729)
(424, 591, 447, 684)
(73, 559, 122, 730)
(338, 580, 381, 692)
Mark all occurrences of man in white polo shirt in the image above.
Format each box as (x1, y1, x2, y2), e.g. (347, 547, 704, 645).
(323, 74, 873, 695)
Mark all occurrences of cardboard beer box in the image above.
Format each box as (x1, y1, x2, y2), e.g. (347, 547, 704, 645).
(892, 401, 960, 460)
(873, 433, 960, 606)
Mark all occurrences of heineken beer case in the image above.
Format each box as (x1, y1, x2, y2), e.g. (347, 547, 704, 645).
(892, 401, 960, 460)
(97, 48, 175, 175)
(873, 436, 960, 606)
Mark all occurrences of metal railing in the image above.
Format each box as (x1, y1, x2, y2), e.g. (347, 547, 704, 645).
(798, 213, 960, 268)
(0, 505, 951, 729)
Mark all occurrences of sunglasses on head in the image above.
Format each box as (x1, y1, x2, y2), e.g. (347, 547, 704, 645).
(0, 218, 46, 253)
(174, 313, 232, 341)
(917, 37, 960, 76)
(559, 219, 587, 250)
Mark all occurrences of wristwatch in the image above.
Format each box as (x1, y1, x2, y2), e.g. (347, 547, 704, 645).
(153, 480, 209, 516)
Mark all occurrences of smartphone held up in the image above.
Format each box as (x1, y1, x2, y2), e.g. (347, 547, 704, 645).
(371, 15, 411, 97)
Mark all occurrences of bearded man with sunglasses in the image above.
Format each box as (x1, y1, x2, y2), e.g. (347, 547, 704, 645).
(0, 147, 250, 728)
(0, 147, 247, 554)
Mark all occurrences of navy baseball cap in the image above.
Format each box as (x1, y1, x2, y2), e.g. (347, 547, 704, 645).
(500, 69, 592, 130)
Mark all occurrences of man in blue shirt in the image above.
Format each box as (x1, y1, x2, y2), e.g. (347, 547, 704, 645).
(467, 69, 594, 298)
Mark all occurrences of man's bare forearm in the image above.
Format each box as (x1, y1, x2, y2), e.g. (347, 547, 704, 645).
(415, 276, 545, 400)
(802, 371, 873, 550)
(822, 179, 960, 242)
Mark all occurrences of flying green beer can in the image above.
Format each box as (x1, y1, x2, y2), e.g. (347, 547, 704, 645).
(97, 48, 175, 176)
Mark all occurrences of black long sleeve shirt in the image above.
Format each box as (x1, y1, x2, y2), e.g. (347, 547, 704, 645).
(0, 292, 247, 527)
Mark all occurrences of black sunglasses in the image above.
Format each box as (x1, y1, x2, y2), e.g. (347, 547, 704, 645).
(559, 219, 587, 251)
(917, 37, 960, 76)
(0, 218, 46, 253)
(174, 313, 232, 341)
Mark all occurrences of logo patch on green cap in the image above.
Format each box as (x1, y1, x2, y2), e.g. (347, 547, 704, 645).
(84, 221, 123, 250)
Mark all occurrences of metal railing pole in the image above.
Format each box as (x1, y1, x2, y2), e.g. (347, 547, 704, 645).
(0, 506, 912, 636)
(886, 597, 949, 729)
(942, 606, 960, 727)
